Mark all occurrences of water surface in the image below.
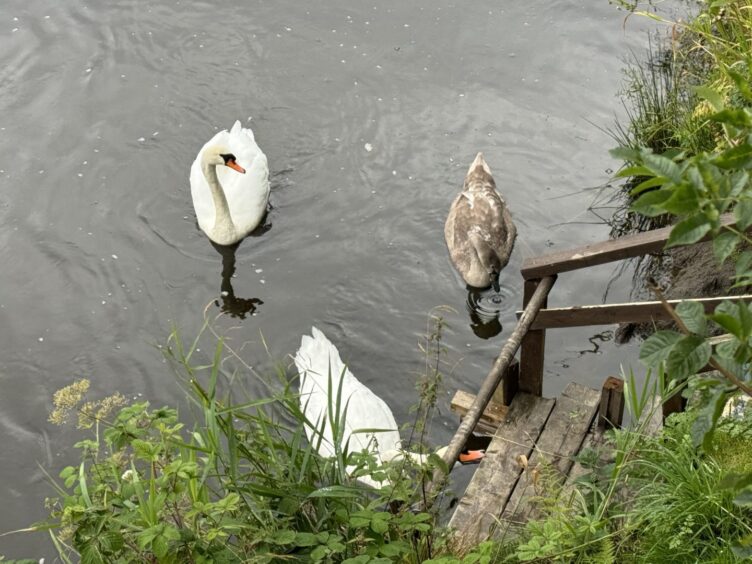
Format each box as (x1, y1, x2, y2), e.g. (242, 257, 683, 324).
(0, 0, 652, 556)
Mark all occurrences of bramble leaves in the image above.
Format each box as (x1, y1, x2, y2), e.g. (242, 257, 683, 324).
(640, 331, 682, 368)
(665, 335, 712, 380)
(640, 331, 683, 368)
(676, 301, 707, 335)
(666, 214, 712, 248)
(713, 230, 739, 263)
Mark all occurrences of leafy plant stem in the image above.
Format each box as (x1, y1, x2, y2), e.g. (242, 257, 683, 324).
(651, 282, 752, 396)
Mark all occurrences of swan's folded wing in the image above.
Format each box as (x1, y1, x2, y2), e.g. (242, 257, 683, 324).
(295, 328, 402, 459)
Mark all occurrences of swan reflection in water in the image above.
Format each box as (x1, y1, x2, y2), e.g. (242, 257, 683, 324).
(211, 241, 263, 319)
(466, 286, 508, 340)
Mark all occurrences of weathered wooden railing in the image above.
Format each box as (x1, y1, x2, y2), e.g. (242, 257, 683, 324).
(432, 213, 749, 489)
(518, 213, 743, 397)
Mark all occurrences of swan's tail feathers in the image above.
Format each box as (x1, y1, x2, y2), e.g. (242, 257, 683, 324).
(295, 326, 347, 386)
(230, 120, 242, 134)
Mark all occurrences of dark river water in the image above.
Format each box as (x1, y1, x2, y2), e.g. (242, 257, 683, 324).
(0, 0, 653, 557)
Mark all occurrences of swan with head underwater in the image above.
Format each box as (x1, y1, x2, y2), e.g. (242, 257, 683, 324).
(294, 327, 486, 487)
(190, 120, 270, 246)
(445, 152, 516, 291)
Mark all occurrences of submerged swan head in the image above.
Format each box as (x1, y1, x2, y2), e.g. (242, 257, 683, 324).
(201, 145, 246, 174)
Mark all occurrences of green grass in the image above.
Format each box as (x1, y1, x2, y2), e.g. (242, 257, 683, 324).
(33, 316, 460, 563)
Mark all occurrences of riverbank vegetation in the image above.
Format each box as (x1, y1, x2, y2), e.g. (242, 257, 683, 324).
(27, 315, 461, 563)
(497, 0, 752, 560)
(6, 0, 752, 562)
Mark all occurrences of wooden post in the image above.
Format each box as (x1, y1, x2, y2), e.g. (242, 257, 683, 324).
(499, 358, 519, 407)
(598, 376, 625, 429)
(426, 276, 556, 501)
(662, 391, 687, 421)
(519, 277, 555, 396)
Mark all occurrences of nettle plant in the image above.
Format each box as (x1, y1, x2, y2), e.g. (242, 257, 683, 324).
(613, 59, 752, 556)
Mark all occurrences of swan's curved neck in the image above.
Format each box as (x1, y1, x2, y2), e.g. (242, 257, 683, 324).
(202, 161, 235, 237)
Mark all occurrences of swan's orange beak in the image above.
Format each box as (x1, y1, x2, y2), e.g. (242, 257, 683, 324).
(226, 160, 246, 174)
(458, 449, 485, 464)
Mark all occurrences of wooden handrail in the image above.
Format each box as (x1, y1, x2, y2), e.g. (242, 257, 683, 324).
(517, 295, 752, 330)
(520, 213, 736, 280)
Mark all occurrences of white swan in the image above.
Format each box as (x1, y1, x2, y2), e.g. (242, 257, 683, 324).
(294, 327, 485, 487)
(190, 120, 270, 245)
(445, 152, 516, 289)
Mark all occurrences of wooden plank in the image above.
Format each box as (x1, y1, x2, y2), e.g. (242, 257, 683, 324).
(500, 382, 601, 527)
(662, 391, 687, 420)
(518, 295, 752, 330)
(451, 390, 508, 435)
(448, 393, 556, 548)
(520, 213, 737, 280)
(599, 376, 625, 430)
(519, 279, 554, 397)
(500, 358, 519, 406)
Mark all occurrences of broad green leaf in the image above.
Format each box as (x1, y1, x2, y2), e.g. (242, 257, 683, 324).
(349, 514, 372, 529)
(676, 301, 707, 335)
(639, 330, 682, 368)
(665, 335, 712, 380)
(714, 338, 739, 359)
(719, 471, 752, 490)
(728, 68, 752, 102)
(732, 534, 752, 559)
(642, 152, 682, 183)
(308, 486, 362, 499)
(663, 183, 700, 215)
(693, 84, 725, 111)
(713, 230, 739, 264)
(736, 200, 752, 231)
(697, 159, 722, 194)
(666, 214, 712, 248)
(609, 146, 641, 162)
(152, 535, 169, 559)
(736, 251, 752, 279)
(711, 108, 752, 128)
(687, 166, 705, 192)
(631, 175, 668, 195)
(342, 556, 372, 564)
(710, 304, 744, 340)
(618, 165, 654, 179)
(272, 530, 297, 545)
(734, 487, 752, 507)
(295, 532, 319, 547)
(739, 300, 752, 338)
(631, 189, 673, 217)
(690, 384, 729, 450)
(729, 170, 750, 199)
(713, 355, 746, 379)
(370, 517, 389, 534)
(715, 143, 752, 170)
(380, 541, 409, 557)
